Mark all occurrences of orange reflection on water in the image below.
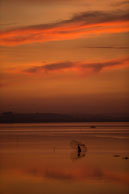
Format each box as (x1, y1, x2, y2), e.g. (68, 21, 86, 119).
(0, 123, 129, 194)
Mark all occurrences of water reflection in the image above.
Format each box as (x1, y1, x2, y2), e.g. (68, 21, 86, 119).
(0, 123, 129, 194)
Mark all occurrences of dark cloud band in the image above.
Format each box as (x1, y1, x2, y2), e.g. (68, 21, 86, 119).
(0, 10, 129, 46)
(24, 57, 129, 74)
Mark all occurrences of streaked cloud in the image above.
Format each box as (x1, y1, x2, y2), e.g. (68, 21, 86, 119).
(2, 0, 81, 3)
(0, 10, 129, 46)
(23, 57, 129, 74)
(112, 0, 129, 7)
(25, 62, 74, 73)
(83, 46, 129, 49)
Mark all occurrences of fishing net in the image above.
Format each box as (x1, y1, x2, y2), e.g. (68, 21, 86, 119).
(70, 140, 87, 152)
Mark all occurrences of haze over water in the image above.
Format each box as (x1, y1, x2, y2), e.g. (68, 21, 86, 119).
(0, 122, 129, 194)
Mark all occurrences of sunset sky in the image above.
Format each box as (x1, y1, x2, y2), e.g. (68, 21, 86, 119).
(0, 0, 129, 115)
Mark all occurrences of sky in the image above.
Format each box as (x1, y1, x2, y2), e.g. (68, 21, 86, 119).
(0, 0, 129, 115)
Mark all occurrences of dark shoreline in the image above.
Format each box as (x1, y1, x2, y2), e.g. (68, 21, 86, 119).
(0, 112, 129, 123)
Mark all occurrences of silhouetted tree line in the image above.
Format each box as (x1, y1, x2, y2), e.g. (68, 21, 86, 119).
(0, 112, 128, 123)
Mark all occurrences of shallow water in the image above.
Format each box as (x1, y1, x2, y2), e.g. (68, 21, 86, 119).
(0, 122, 129, 194)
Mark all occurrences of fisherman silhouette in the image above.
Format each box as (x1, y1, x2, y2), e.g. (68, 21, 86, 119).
(70, 140, 87, 160)
(77, 144, 81, 157)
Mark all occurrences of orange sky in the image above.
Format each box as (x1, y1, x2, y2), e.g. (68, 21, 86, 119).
(0, 0, 129, 115)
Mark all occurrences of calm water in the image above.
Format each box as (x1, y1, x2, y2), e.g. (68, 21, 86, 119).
(0, 122, 129, 194)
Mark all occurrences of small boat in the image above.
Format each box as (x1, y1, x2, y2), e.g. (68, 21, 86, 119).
(90, 125, 96, 128)
(122, 156, 129, 160)
(113, 154, 120, 157)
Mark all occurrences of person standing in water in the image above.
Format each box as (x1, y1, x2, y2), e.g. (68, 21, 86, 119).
(77, 144, 81, 157)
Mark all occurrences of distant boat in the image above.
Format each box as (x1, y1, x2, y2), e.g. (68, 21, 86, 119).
(122, 156, 129, 160)
(113, 154, 120, 157)
(90, 125, 96, 128)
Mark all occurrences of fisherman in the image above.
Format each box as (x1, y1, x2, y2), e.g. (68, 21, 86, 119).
(78, 144, 81, 153)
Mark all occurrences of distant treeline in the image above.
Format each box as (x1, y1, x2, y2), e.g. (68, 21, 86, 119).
(0, 112, 129, 123)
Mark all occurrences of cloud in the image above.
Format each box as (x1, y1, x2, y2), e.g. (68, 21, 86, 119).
(25, 62, 74, 73)
(0, 10, 129, 46)
(0, 23, 18, 27)
(23, 57, 129, 74)
(81, 57, 129, 72)
(83, 46, 129, 49)
(112, 0, 129, 7)
(2, 0, 78, 3)
(0, 0, 90, 5)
